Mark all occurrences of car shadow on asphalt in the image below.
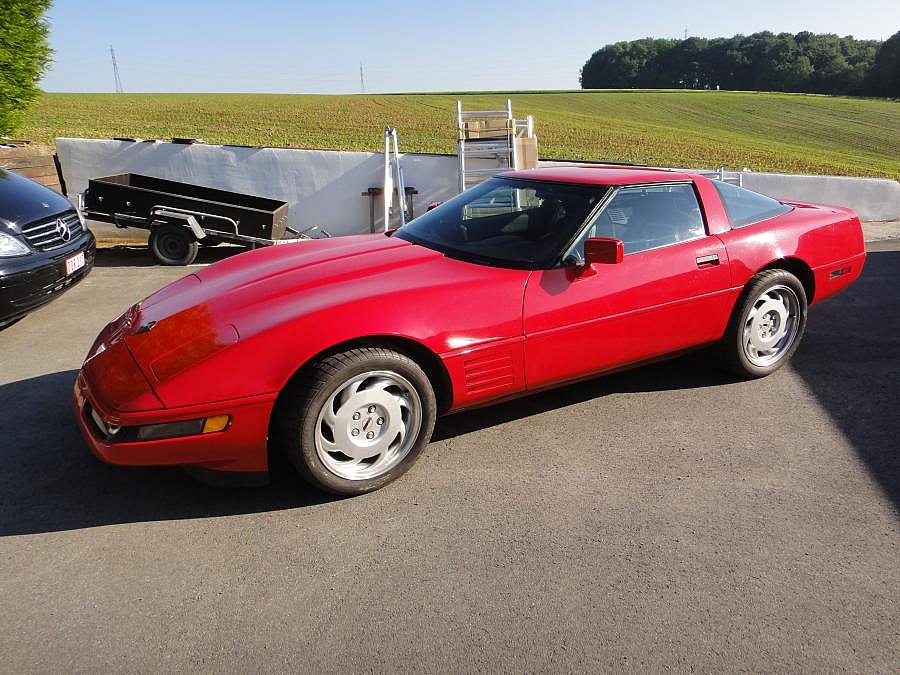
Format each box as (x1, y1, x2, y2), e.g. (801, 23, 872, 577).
(0, 369, 338, 537)
(789, 246, 899, 513)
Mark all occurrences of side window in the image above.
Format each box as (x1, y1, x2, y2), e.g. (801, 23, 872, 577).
(712, 180, 792, 228)
(579, 183, 706, 255)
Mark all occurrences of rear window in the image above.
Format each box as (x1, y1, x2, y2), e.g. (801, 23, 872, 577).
(712, 180, 792, 228)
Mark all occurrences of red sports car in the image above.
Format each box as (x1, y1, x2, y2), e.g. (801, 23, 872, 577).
(74, 166, 866, 494)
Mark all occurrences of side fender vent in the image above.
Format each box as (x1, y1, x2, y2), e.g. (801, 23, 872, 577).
(464, 351, 515, 394)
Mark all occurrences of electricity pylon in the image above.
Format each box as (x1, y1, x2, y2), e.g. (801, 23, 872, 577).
(110, 46, 124, 93)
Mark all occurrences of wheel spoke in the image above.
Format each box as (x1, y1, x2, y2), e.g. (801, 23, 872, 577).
(368, 376, 396, 393)
(747, 304, 760, 321)
(338, 378, 363, 408)
(322, 393, 339, 428)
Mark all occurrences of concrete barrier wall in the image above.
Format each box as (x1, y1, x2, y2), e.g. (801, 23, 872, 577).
(57, 139, 899, 237)
(740, 172, 899, 222)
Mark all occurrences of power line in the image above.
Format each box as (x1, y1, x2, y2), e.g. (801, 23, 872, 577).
(110, 46, 124, 93)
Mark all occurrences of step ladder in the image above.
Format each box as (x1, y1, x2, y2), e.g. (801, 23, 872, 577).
(456, 99, 535, 193)
(383, 127, 408, 229)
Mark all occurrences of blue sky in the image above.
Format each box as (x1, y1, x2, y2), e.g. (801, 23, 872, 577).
(42, 0, 899, 93)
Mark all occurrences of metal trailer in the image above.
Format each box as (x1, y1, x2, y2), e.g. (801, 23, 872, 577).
(81, 173, 308, 265)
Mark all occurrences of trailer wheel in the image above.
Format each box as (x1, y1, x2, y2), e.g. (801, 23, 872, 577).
(150, 224, 199, 266)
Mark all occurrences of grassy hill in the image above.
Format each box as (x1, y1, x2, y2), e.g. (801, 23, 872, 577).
(21, 90, 900, 178)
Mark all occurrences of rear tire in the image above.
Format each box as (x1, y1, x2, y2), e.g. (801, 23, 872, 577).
(720, 269, 807, 378)
(273, 347, 437, 495)
(149, 224, 199, 266)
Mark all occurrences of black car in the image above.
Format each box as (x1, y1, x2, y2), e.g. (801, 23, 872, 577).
(0, 168, 95, 330)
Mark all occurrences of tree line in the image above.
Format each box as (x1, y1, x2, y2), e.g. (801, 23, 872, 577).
(580, 31, 900, 97)
(0, 0, 52, 137)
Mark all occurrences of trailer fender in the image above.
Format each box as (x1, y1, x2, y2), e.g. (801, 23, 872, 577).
(152, 210, 206, 240)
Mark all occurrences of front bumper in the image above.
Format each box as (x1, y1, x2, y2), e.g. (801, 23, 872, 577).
(73, 371, 276, 474)
(0, 231, 96, 324)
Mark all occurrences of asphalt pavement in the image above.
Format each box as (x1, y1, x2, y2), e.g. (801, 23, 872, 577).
(0, 241, 897, 672)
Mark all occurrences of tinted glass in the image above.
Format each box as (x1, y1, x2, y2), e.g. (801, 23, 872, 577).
(576, 183, 705, 255)
(712, 180, 792, 228)
(395, 178, 606, 269)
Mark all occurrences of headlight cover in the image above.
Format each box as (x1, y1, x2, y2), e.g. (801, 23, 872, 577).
(0, 231, 30, 257)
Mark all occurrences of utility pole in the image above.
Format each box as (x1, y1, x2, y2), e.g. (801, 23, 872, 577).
(683, 27, 688, 40)
(110, 46, 124, 93)
(360, 62, 365, 94)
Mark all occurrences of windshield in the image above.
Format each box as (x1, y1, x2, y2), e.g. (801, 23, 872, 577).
(394, 177, 607, 269)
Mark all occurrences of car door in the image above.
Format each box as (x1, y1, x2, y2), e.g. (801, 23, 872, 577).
(523, 182, 734, 389)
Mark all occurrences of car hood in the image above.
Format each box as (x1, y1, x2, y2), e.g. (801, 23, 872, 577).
(87, 233, 530, 408)
(0, 168, 73, 230)
(135, 234, 444, 327)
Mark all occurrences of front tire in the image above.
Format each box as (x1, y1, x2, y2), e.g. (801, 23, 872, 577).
(274, 347, 437, 495)
(720, 269, 808, 378)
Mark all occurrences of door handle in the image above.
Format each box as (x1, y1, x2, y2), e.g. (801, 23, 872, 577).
(696, 254, 719, 267)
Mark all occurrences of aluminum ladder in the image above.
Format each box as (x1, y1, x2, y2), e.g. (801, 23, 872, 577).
(456, 99, 534, 192)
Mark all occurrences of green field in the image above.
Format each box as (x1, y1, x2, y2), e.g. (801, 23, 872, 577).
(22, 90, 900, 178)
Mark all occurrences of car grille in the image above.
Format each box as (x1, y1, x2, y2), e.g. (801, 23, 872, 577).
(20, 212, 83, 251)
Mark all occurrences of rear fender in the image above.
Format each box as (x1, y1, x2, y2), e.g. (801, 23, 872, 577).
(718, 205, 865, 305)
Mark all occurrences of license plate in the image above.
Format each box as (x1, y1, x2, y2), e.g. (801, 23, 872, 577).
(65, 251, 85, 276)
